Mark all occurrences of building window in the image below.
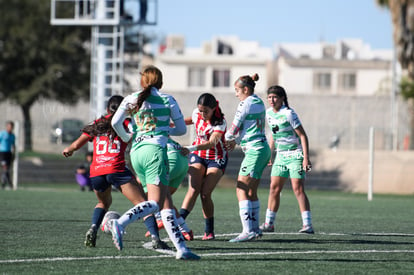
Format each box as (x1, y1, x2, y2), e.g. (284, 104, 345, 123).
(212, 69, 230, 87)
(314, 72, 331, 91)
(338, 72, 356, 91)
(217, 40, 233, 55)
(188, 67, 206, 87)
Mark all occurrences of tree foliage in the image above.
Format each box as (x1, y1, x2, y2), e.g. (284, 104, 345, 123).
(377, 0, 414, 149)
(0, 0, 90, 150)
(400, 76, 414, 99)
(376, 0, 414, 80)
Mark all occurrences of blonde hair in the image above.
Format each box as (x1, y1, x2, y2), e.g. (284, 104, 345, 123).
(133, 65, 163, 113)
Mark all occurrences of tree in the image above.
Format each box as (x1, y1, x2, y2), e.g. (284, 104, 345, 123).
(0, 0, 90, 151)
(377, 0, 414, 149)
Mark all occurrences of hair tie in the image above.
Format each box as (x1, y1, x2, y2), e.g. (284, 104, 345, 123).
(215, 101, 221, 117)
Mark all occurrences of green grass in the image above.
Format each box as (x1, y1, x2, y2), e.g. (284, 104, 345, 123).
(1, 186, 413, 274)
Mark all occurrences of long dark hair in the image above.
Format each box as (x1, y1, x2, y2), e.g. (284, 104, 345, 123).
(267, 85, 290, 109)
(197, 93, 224, 126)
(82, 95, 124, 139)
(130, 65, 163, 114)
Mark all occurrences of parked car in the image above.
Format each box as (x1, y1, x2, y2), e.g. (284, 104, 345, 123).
(50, 119, 84, 144)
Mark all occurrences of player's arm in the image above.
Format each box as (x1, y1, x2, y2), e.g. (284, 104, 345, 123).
(268, 134, 275, 166)
(111, 96, 133, 143)
(168, 95, 187, 136)
(294, 125, 311, 171)
(184, 117, 193, 125)
(225, 102, 247, 142)
(170, 116, 186, 136)
(62, 134, 90, 157)
(185, 131, 223, 153)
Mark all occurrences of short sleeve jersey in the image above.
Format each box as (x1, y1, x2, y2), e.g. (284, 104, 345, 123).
(0, 131, 15, 152)
(191, 108, 227, 160)
(118, 88, 181, 151)
(225, 94, 267, 152)
(266, 105, 302, 152)
(83, 115, 129, 177)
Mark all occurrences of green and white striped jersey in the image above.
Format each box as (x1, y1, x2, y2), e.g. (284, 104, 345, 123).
(266, 105, 302, 152)
(225, 94, 267, 152)
(117, 88, 183, 151)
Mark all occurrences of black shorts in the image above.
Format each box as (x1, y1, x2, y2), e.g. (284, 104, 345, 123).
(188, 153, 228, 173)
(90, 168, 134, 193)
(0, 152, 12, 166)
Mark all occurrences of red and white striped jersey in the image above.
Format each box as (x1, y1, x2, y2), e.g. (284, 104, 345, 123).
(191, 108, 227, 160)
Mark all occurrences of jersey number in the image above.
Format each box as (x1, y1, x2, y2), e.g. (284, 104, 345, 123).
(96, 140, 121, 154)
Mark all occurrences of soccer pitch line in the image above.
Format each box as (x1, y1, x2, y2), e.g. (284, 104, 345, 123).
(2, 249, 414, 264)
(1, 232, 413, 264)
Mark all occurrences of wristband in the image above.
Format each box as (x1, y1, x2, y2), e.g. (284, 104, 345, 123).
(185, 145, 197, 152)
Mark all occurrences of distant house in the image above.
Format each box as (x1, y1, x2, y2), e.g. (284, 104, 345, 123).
(121, 36, 406, 150)
(153, 35, 273, 94)
(272, 39, 394, 96)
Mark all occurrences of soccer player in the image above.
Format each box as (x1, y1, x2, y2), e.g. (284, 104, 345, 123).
(0, 121, 15, 190)
(62, 95, 169, 250)
(111, 65, 200, 260)
(180, 93, 227, 241)
(75, 151, 93, 192)
(261, 85, 314, 234)
(143, 137, 194, 241)
(225, 74, 271, 242)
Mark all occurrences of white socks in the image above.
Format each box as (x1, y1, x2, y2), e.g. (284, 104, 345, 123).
(265, 209, 276, 226)
(117, 200, 159, 229)
(251, 200, 260, 232)
(301, 211, 312, 226)
(161, 209, 187, 252)
(239, 200, 253, 234)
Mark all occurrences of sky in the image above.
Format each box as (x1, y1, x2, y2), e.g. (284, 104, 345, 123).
(128, 0, 393, 50)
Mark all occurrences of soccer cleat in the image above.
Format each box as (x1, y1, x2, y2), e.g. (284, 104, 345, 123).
(111, 220, 124, 250)
(259, 223, 274, 232)
(201, 232, 215, 241)
(299, 225, 314, 234)
(84, 226, 97, 247)
(145, 219, 164, 238)
(229, 232, 256, 243)
(175, 249, 201, 260)
(182, 230, 194, 241)
(151, 238, 171, 250)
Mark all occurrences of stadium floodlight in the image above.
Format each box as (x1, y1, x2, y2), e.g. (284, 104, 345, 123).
(50, 0, 158, 121)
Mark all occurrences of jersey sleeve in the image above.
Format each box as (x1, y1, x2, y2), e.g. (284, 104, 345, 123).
(287, 108, 302, 129)
(225, 101, 248, 141)
(169, 95, 184, 122)
(213, 119, 226, 134)
(168, 95, 186, 136)
(191, 108, 198, 124)
(111, 94, 135, 142)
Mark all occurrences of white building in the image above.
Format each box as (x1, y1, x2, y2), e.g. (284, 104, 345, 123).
(122, 36, 404, 150)
(154, 35, 273, 93)
(273, 39, 393, 95)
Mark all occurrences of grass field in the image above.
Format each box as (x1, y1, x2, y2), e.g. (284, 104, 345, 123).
(1, 184, 413, 274)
